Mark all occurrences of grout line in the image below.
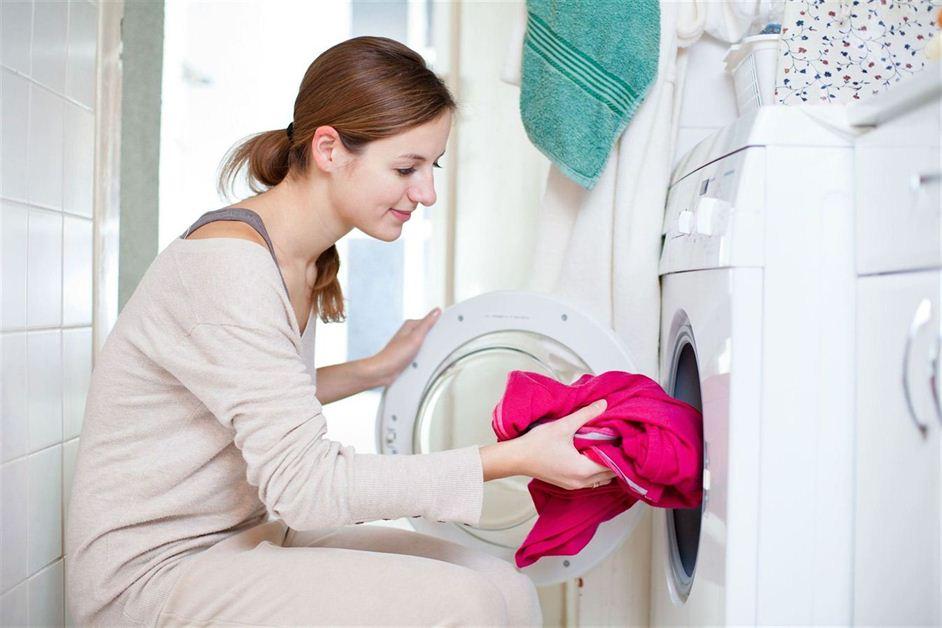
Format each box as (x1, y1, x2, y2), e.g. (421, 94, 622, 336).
(0, 324, 93, 335)
(1, 438, 77, 469)
(60, 1, 69, 555)
(1, 196, 94, 222)
(58, 0, 70, 581)
(64, 0, 73, 107)
(0, 65, 95, 114)
(0, 553, 66, 597)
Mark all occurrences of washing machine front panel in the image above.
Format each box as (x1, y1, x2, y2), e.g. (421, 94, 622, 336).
(377, 290, 648, 585)
(660, 147, 766, 276)
(652, 269, 764, 627)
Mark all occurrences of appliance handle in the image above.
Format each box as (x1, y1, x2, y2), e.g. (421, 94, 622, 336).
(903, 298, 932, 437)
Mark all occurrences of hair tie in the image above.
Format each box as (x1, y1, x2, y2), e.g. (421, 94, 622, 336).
(286, 122, 294, 141)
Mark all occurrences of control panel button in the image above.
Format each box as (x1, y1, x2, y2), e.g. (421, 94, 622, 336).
(696, 206, 715, 236)
(695, 197, 731, 236)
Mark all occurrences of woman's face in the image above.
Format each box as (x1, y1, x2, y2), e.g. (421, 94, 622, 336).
(326, 111, 452, 242)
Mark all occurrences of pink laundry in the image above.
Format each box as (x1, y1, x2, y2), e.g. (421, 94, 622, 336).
(491, 370, 703, 568)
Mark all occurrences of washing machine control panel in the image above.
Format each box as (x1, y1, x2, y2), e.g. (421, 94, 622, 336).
(659, 146, 765, 274)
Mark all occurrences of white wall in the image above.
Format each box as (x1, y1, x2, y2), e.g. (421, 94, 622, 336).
(452, 1, 550, 302)
(158, 0, 352, 248)
(1, 1, 99, 625)
(673, 34, 740, 166)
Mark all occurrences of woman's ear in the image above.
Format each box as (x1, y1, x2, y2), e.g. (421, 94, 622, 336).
(310, 126, 354, 174)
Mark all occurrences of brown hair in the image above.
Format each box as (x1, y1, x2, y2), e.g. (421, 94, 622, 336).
(218, 36, 458, 323)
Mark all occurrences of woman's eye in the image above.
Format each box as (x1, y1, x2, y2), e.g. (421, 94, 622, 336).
(396, 162, 442, 177)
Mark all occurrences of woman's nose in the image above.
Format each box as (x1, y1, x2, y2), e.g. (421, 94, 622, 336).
(408, 171, 437, 207)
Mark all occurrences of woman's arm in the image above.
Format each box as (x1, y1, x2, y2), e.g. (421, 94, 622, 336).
(314, 309, 442, 405)
(314, 357, 388, 405)
(478, 441, 525, 481)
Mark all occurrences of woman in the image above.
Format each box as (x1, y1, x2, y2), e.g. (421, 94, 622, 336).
(66, 36, 615, 627)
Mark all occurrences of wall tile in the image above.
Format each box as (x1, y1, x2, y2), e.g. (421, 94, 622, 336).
(62, 216, 92, 326)
(63, 553, 75, 627)
(28, 559, 64, 628)
(3, 1, 98, 625)
(62, 103, 93, 218)
(2, 200, 29, 330)
(62, 328, 90, 440)
(27, 445, 62, 574)
(27, 330, 62, 453)
(1, 458, 29, 592)
(26, 209, 62, 328)
(31, 0, 69, 93)
(1, 332, 29, 462)
(1, 1, 32, 76)
(65, 0, 97, 108)
(1, 69, 31, 202)
(27, 85, 64, 210)
(0, 581, 28, 626)
(62, 438, 79, 540)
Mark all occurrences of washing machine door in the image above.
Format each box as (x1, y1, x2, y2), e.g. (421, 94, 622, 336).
(376, 290, 648, 585)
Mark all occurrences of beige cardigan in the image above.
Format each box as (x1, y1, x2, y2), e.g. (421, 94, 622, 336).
(65, 237, 484, 626)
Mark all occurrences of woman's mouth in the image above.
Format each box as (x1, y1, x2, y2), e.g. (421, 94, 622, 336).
(389, 209, 411, 222)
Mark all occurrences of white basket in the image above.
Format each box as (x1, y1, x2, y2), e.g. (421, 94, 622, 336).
(723, 34, 782, 115)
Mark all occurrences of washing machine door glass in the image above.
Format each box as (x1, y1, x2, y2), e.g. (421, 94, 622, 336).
(377, 290, 647, 585)
(664, 321, 705, 603)
(413, 331, 589, 546)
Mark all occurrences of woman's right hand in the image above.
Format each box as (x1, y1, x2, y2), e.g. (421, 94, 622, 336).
(512, 399, 617, 490)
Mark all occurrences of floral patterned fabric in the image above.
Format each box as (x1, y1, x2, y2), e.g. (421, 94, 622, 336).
(775, 0, 940, 103)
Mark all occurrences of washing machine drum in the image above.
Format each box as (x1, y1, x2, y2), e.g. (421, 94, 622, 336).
(376, 290, 648, 585)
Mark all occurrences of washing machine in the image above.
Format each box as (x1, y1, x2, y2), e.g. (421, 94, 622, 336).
(375, 290, 649, 586)
(652, 106, 858, 625)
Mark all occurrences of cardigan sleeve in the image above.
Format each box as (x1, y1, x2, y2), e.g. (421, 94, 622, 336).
(155, 241, 484, 530)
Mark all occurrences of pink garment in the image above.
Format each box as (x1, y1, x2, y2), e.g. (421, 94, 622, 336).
(491, 370, 703, 568)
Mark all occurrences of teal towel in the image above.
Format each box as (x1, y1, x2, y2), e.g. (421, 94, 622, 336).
(520, 0, 660, 189)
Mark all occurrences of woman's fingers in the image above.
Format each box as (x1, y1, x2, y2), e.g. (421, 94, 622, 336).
(587, 470, 616, 484)
(561, 399, 607, 433)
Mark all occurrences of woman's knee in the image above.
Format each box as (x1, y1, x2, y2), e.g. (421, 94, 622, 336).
(438, 568, 510, 626)
(487, 566, 542, 626)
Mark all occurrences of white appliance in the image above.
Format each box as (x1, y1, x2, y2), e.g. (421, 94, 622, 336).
(375, 290, 649, 586)
(846, 61, 941, 626)
(652, 106, 858, 625)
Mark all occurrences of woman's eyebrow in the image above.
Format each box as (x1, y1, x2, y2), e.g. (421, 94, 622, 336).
(396, 150, 446, 162)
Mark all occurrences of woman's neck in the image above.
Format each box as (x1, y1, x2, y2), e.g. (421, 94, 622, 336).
(230, 175, 351, 276)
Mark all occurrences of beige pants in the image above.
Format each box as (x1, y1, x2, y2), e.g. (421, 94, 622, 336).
(154, 519, 543, 627)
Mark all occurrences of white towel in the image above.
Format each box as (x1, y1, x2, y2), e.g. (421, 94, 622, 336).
(500, 1, 527, 87)
(676, 0, 778, 45)
(510, 0, 767, 379)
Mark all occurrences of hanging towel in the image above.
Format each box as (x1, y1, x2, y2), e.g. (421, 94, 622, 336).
(520, 0, 661, 189)
(514, 1, 773, 379)
(491, 370, 703, 568)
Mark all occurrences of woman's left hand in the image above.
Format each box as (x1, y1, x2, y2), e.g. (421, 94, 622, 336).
(369, 307, 442, 388)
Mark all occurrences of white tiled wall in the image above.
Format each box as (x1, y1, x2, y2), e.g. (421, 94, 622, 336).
(1, 1, 99, 626)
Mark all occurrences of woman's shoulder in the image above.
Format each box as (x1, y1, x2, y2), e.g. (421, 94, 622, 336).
(183, 220, 268, 247)
(165, 236, 293, 331)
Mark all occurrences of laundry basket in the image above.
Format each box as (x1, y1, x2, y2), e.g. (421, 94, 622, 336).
(723, 34, 782, 115)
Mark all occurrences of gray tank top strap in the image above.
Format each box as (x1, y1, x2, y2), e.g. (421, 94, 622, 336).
(180, 207, 290, 298)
